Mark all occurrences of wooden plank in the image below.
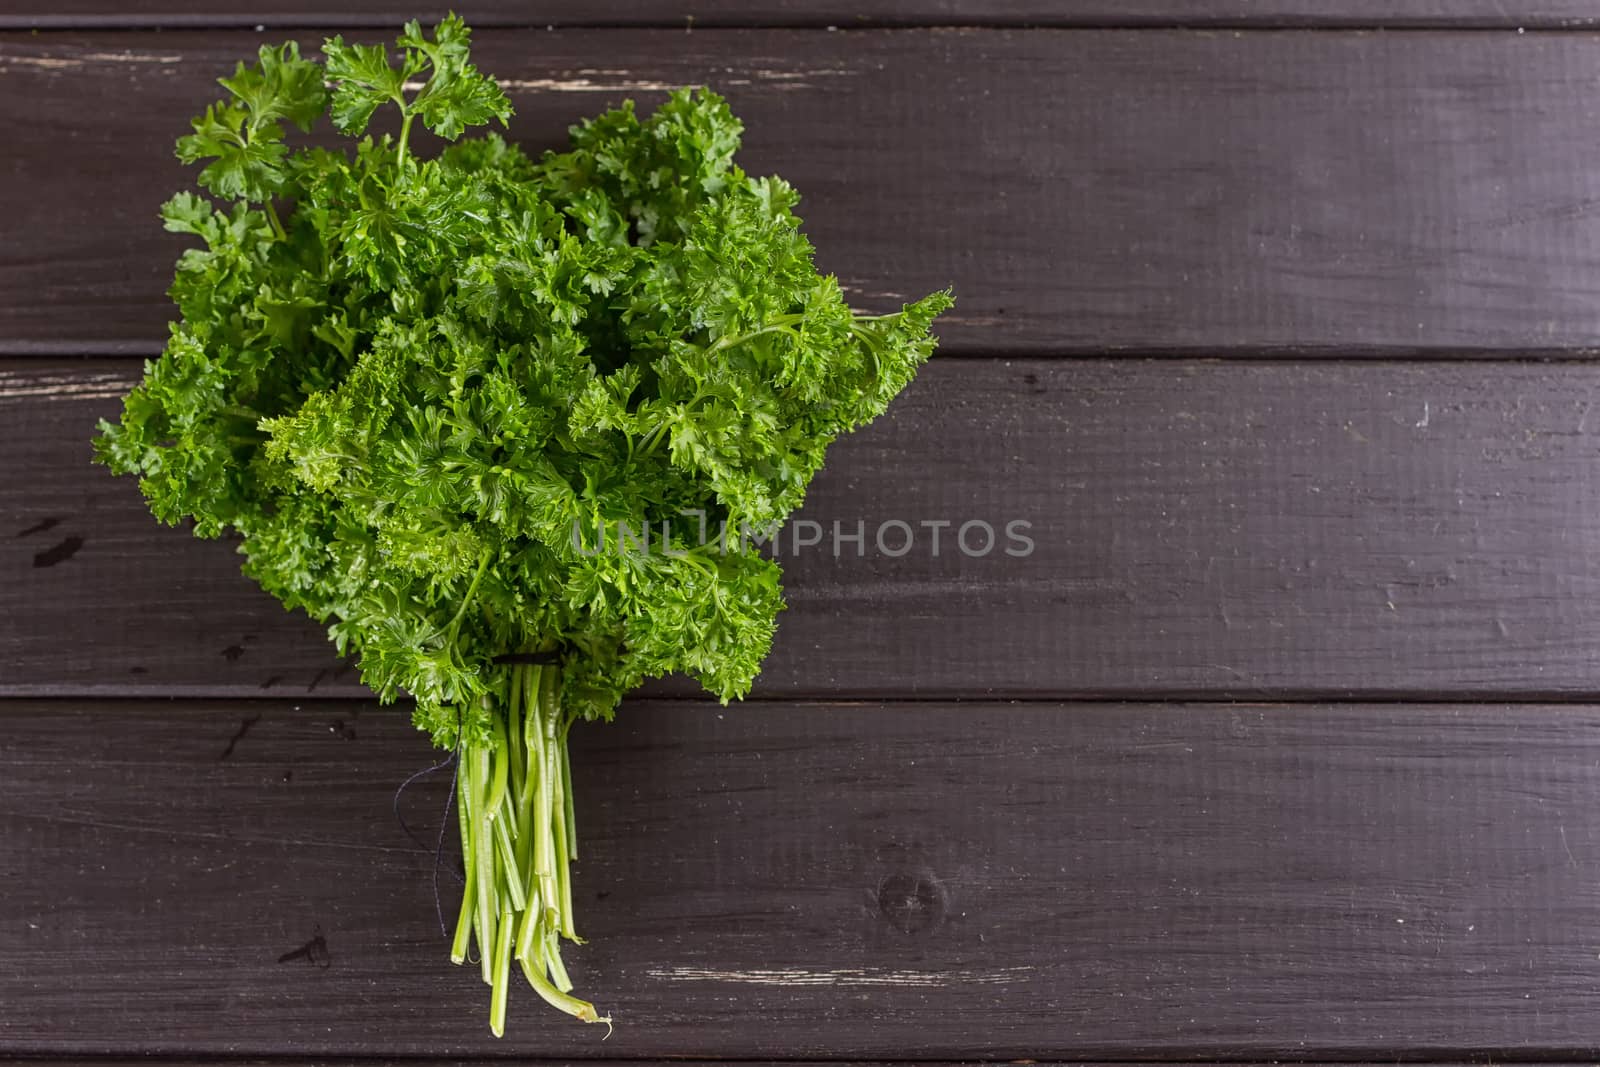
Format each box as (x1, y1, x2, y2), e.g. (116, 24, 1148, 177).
(6, 697, 1600, 1056)
(10, 30, 1600, 355)
(7, 2, 1600, 30)
(8, 358, 1600, 700)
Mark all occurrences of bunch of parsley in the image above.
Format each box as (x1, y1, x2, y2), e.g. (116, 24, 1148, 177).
(95, 15, 951, 1034)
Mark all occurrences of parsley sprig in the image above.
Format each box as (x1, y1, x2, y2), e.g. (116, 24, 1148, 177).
(96, 15, 952, 1035)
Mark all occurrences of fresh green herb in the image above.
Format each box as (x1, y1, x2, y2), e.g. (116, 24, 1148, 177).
(95, 15, 951, 1035)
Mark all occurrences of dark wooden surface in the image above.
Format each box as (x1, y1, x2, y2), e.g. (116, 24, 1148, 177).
(6, 5, 1600, 1062)
(8, 2, 1600, 29)
(15, 29, 1600, 356)
(11, 358, 1600, 701)
(8, 698, 1600, 1057)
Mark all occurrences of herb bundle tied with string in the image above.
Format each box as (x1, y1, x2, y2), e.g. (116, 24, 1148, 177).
(94, 15, 952, 1035)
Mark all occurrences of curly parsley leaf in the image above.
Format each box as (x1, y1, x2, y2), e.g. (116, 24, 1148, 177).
(176, 41, 327, 201)
(324, 14, 508, 147)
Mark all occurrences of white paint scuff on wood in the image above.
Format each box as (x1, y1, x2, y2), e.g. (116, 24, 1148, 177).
(400, 64, 854, 95)
(497, 76, 689, 93)
(0, 51, 183, 71)
(402, 74, 689, 94)
(647, 965, 1035, 987)
(0, 373, 136, 401)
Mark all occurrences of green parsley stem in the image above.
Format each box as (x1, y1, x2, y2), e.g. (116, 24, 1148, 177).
(636, 419, 671, 457)
(531, 668, 559, 920)
(520, 953, 603, 1024)
(449, 759, 477, 965)
(493, 814, 526, 912)
(560, 720, 578, 862)
(445, 550, 493, 646)
(397, 111, 415, 172)
(515, 885, 541, 963)
(506, 668, 525, 810)
(489, 904, 514, 1037)
(484, 710, 509, 817)
(707, 313, 804, 355)
(545, 927, 574, 992)
(471, 743, 497, 985)
(264, 201, 288, 242)
(516, 666, 539, 878)
(545, 726, 569, 936)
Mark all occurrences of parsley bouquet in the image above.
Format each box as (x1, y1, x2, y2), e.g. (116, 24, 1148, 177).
(94, 16, 951, 1035)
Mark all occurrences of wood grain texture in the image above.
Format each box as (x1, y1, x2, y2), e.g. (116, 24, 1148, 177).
(5, 697, 1600, 1056)
(10, 29, 1600, 355)
(7, 2, 1600, 29)
(9, 358, 1600, 701)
